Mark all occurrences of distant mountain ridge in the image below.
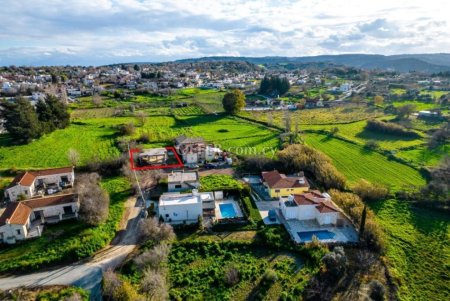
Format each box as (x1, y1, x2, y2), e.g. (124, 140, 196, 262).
(175, 53, 450, 73)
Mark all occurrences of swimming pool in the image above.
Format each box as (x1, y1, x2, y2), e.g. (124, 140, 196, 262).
(219, 203, 237, 218)
(297, 230, 335, 242)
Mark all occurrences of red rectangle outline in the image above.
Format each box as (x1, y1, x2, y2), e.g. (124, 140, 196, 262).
(129, 146, 184, 171)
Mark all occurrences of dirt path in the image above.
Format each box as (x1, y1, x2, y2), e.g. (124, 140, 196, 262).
(0, 197, 142, 301)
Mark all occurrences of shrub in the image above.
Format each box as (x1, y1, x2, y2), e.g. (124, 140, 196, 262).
(321, 246, 347, 278)
(364, 140, 379, 150)
(118, 123, 135, 136)
(369, 280, 386, 301)
(262, 269, 278, 285)
(352, 179, 389, 201)
(134, 243, 171, 271)
(365, 119, 420, 137)
(278, 144, 346, 190)
(224, 266, 240, 287)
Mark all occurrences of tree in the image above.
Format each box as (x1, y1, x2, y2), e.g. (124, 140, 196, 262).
(321, 246, 347, 278)
(397, 104, 416, 119)
(352, 179, 389, 201)
(374, 95, 384, 105)
(259, 75, 290, 96)
(0, 97, 42, 143)
(222, 89, 245, 115)
(134, 243, 170, 271)
(76, 173, 110, 225)
(68, 148, 80, 166)
(134, 64, 140, 71)
(359, 204, 367, 239)
(140, 268, 168, 301)
(427, 122, 449, 149)
(36, 95, 70, 131)
(138, 217, 175, 243)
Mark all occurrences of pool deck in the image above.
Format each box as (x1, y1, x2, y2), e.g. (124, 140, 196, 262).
(284, 218, 358, 244)
(215, 199, 244, 220)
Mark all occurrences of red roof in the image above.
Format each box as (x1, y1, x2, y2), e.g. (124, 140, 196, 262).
(290, 191, 340, 213)
(0, 194, 77, 226)
(316, 201, 339, 213)
(8, 167, 73, 188)
(262, 170, 309, 189)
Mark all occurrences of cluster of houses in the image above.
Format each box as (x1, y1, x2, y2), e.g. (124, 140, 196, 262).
(0, 167, 79, 244)
(260, 170, 343, 229)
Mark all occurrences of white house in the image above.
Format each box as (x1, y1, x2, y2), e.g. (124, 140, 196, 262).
(339, 83, 351, 92)
(0, 194, 79, 244)
(159, 190, 214, 224)
(280, 191, 341, 226)
(4, 167, 75, 201)
(167, 171, 200, 192)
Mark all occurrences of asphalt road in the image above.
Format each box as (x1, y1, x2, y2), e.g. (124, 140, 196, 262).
(0, 197, 142, 300)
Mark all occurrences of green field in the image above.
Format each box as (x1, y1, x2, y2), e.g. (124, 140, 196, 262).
(0, 122, 120, 170)
(371, 200, 450, 301)
(390, 100, 441, 111)
(303, 132, 426, 189)
(240, 105, 384, 125)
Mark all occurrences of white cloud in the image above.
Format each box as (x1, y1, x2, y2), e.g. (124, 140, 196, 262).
(0, 0, 449, 65)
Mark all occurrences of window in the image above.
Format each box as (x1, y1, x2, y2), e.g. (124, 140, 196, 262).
(16, 229, 21, 235)
(275, 189, 280, 193)
(175, 184, 182, 189)
(24, 190, 28, 195)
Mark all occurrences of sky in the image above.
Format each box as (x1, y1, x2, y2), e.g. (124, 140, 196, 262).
(1, 0, 449, 66)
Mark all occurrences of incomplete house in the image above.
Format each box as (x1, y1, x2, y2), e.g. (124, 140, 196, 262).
(167, 171, 200, 192)
(280, 191, 341, 226)
(262, 170, 309, 198)
(0, 194, 79, 244)
(138, 148, 168, 166)
(159, 189, 214, 224)
(4, 167, 75, 201)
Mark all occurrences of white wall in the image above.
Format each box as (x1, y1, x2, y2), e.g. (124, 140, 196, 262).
(0, 220, 29, 243)
(280, 203, 298, 220)
(6, 185, 33, 201)
(317, 212, 339, 225)
(297, 205, 317, 220)
(31, 202, 79, 220)
(159, 202, 202, 224)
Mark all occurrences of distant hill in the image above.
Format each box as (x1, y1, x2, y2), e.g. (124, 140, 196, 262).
(175, 53, 450, 73)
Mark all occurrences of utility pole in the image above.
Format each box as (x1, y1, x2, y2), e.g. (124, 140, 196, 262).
(127, 143, 146, 209)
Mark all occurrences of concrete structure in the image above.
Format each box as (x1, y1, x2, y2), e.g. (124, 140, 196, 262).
(280, 191, 340, 226)
(262, 170, 309, 198)
(159, 190, 214, 224)
(4, 167, 74, 201)
(0, 194, 79, 244)
(167, 171, 199, 192)
(138, 148, 168, 166)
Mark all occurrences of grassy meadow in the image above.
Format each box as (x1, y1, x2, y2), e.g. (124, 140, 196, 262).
(303, 132, 426, 189)
(371, 199, 450, 301)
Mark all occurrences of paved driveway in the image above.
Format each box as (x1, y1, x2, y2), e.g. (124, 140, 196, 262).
(252, 197, 281, 225)
(0, 197, 143, 301)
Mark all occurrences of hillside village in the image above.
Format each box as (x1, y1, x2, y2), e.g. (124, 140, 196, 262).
(0, 59, 449, 301)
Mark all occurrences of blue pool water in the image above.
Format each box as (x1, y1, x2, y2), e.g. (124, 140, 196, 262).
(297, 230, 336, 242)
(219, 203, 237, 218)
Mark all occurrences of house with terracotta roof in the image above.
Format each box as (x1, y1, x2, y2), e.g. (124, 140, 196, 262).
(0, 194, 79, 244)
(262, 170, 309, 198)
(4, 167, 74, 201)
(280, 191, 341, 226)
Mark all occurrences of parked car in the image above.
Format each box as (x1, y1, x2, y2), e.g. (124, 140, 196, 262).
(204, 163, 216, 169)
(268, 209, 277, 222)
(185, 163, 199, 169)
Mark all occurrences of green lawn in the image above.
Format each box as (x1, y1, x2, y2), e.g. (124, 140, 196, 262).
(0, 177, 130, 274)
(390, 100, 441, 111)
(304, 120, 424, 151)
(371, 199, 450, 301)
(303, 133, 426, 190)
(0, 122, 120, 170)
